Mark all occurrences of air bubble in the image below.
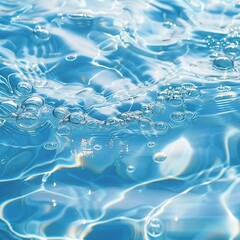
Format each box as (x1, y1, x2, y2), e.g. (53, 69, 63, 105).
(170, 112, 185, 122)
(147, 218, 163, 238)
(147, 142, 156, 148)
(65, 54, 77, 62)
(53, 107, 69, 120)
(16, 82, 33, 95)
(127, 165, 135, 173)
(33, 25, 51, 42)
(22, 96, 44, 110)
(0, 100, 18, 117)
(44, 141, 58, 150)
(212, 56, 234, 70)
(153, 152, 167, 163)
(94, 144, 102, 151)
(16, 112, 39, 129)
(69, 112, 85, 124)
(154, 121, 169, 134)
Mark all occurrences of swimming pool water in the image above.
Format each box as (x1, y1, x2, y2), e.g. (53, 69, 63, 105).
(0, 0, 240, 239)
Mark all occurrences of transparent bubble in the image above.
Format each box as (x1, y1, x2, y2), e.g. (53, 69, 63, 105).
(147, 142, 156, 148)
(147, 218, 163, 238)
(223, 45, 240, 57)
(22, 96, 44, 110)
(57, 125, 71, 136)
(69, 112, 85, 124)
(16, 112, 39, 129)
(170, 112, 186, 122)
(127, 165, 135, 173)
(0, 100, 18, 117)
(16, 82, 33, 95)
(65, 54, 77, 62)
(153, 152, 167, 163)
(94, 144, 102, 151)
(53, 107, 69, 120)
(44, 141, 58, 150)
(33, 25, 51, 42)
(154, 121, 169, 134)
(212, 56, 234, 70)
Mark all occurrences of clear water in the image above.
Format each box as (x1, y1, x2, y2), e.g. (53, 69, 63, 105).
(0, 0, 240, 239)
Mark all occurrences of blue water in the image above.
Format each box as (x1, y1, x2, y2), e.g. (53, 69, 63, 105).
(0, 0, 240, 239)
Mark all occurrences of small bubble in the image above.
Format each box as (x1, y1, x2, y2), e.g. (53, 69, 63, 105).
(147, 142, 156, 148)
(94, 144, 102, 151)
(16, 112, 39, 129)
(33, 25, 51, 42)
(212, 56, 234, 70)
(53, 107, 69, 120)
(16, 82, 33, 95)
(154, 121, 169, 134)
(0, 100, 18, 117)
(147, 218, 163, 238)
(152, 103, 165, 114)
(224, 45, 240, 57)
(168, 96, 183, 107)
(153, 152, 167, 163)
(65, 54, 77, 62)
(69, 112, 85, 124)
(57, 125, 71, 136)
(44, 141, 58, 150)
(170, 112, 185, 122)
(127, 165, 135, 173)
(22, 96, 44, 110)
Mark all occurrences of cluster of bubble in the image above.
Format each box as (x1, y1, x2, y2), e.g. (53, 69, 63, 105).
(205, 26, 240, 71)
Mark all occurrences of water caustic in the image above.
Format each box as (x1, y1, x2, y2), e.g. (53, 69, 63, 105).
(0, 0, 240, 239)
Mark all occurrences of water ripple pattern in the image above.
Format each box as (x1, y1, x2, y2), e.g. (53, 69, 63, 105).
(0, 0, 240, 239)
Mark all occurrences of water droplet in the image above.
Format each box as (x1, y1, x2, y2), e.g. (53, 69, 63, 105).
(33, 25, 51, 42)
(94, 144, 102, 151)
(153, 152, 167, 163)
(147, 142, 156, 148)
(69, 112, 85, 124)
(57, 125, 71, 136)
(147, 218, 163, 238)
(170, 112, 186, 122)
(0, 100, 18, 117)
(127, 165, 135, 173)
(22, 96, 44, 110)
(212, 56, 234, 70)
(224, 45, 240, 57)
(53, 107, 69, 119)
(65, 54, 77, 62)
(16, 112, 39, 129)
(44, 141, 58, 150)
(154, 121, 169, 134)
(16, 82, 33, 95)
